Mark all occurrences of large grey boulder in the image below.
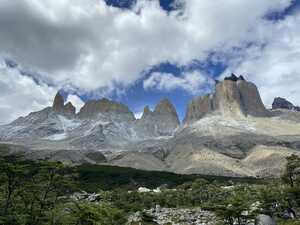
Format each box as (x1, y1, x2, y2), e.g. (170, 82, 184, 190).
(255, 214, 276, 225)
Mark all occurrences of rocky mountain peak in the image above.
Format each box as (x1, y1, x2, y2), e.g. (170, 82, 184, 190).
(141, 106, 152, 119)
(224, 73, 245, 82)
(184, 75, 269, 123)
(272, 97, 300, 111)
(154, 99, 178, 116)
(63, 102, 76, 117)
(52, 92, 64, 113)
(52, 92, 76, 118)
(136, 99, 180, 137)
(78, 98, 134, 120)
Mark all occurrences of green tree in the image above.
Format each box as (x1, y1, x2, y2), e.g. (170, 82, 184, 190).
(282, 154, 300, 188)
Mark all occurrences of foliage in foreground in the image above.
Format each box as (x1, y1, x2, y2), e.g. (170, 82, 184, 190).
(0, 150, 299, 225)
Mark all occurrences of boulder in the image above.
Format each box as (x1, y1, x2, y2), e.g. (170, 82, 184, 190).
(255, 214, 276, 225)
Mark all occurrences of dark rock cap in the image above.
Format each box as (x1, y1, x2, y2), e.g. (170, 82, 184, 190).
(272, 97, 300, 111)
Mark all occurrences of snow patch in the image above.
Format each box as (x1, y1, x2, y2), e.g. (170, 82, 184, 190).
(46, 133, 67, 141)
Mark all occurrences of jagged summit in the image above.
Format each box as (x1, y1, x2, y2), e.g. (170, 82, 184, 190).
(136, 98, 180, 137)
(52, 92, 76, 118)
(272, 97, 300, 111)
(154, 98, 179, 120)
(52, 92, 64, 113)
(184, 75, 269, 123)
(78, 98, 135, 120)
(224, 73, 245, 82)
(141, 106, 152, 119)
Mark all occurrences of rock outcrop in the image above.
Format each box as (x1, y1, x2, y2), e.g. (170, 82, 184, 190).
(52, 92, 76, 118)
(137, 99, 180, 137)
(272, 97, 300, 111)
(78, 98, 135, 120)
(63, 102, 76, 117)
(52, 92, 64, 113)
(184, 76, 269, 123)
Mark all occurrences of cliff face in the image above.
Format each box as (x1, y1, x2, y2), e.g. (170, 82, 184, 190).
(136, 99, 180, 137)
(52, 92, 76, 118)
(184, 77, 269, 123)
(77, 98, 135, 121)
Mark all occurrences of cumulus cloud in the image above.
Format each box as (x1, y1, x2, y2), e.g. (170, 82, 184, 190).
(220, 10, 300, 107)
(144, 71, 214, 94)
(0, 62, 56, 124)
(0, 0, 293, 92)
(0, 0, 299, 122)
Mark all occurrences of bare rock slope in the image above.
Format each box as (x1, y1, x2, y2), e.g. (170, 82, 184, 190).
(1, 75, 300, 178)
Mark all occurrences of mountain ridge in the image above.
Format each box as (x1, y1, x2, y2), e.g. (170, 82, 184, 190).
(1, 75, 300, 178)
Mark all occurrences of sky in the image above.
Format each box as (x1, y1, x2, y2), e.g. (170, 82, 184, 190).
(0, 0, 300, 124)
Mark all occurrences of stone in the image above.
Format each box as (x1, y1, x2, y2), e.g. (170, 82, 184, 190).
(52, 92, 64, 113)
(272, 97, 300, 111)
(255, 214, 276, 225)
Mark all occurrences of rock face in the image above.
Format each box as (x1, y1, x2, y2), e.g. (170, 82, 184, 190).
(52, 92, 64, 113)
(184, 76, 269, 123)
(52, 92, 76, 118)
(272, 97, 300, 111)
(136, 99, 180, 137)
(63, 102, 76, 117)
(1, 75, 300, 178)
(78, 98, 135, 121)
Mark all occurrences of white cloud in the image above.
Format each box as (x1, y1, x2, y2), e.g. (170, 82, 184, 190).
(66, 94, 85, 113)
(144, 71, 214, 94)
(0, 0, 299, 122)
(0, 62, 56, 124)
(220, 11, 300, 107)
(0, 0, 293, 93)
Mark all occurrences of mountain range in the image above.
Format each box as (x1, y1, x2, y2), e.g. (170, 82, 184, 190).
(1, 74, 300, 178)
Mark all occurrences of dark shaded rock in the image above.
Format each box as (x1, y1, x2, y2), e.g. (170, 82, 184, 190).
(272, 97, 300, 111)
(85, 151, 107, 163)
(52, 92, 64, 113)
(224, 73, 239, 81)
(63, 102, 76, 117)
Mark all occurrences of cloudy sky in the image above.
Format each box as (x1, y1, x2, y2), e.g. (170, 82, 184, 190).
(0, 0, 300, 123)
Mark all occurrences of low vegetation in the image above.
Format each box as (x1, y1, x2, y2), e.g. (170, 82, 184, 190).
(0, 148, 299, 224)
